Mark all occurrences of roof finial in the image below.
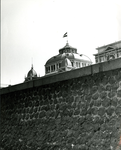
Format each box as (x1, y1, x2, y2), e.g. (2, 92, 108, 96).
(66, 32, 69, 46)
(66, 39, 68, 44)
(31, 57, 33, 69)
(31, 64, 33, 69)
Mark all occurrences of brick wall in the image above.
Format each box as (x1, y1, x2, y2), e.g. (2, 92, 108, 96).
(1, 58, 121, 150)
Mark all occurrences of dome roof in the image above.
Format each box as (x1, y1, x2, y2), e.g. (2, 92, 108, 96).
(24, 65, 38, 82)
(45, 53, 84, 65)
(27, 65, 37, 78)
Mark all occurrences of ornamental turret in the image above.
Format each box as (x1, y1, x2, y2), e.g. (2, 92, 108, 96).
(24, 65, 38, 82)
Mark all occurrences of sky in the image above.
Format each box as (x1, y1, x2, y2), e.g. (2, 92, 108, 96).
(1, 0, 121, 86)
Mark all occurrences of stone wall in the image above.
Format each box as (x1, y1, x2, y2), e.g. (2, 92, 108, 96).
(1, 58, 121, 150)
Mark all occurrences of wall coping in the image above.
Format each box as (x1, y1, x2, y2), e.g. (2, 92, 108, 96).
(1, 58, 121, 95)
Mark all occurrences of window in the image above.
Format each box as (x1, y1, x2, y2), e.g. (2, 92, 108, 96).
(51, 65, 55, 72)
(76, 62, 78, 67)
(59, 63, 61, 68)
(82, 63, 86, 67)
(66, 49, 69, 53)
(79, 63, 80, 68)
(46, 66, 50, 73)
(96, 58, 98, 63)
(56, 62, 61, 69)
(56, 63, 59, 70)
(100, 56, 104, 62)
(71, 62, 74, 67)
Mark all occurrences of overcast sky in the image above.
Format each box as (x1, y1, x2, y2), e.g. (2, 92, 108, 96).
(1, 0, 121, 86)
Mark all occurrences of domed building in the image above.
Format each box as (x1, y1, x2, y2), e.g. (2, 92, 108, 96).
(45, 42, 92, 75)
(24, 65, 39, 82)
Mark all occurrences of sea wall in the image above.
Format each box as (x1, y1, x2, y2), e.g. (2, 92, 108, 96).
(1, 58, 121, 150)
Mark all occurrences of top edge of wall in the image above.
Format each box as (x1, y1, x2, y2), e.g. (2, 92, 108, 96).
(1, 58, 121, 95)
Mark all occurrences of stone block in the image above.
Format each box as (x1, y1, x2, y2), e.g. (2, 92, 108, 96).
(108, 91, 116, 98)
(115, 106, 121, 115)
(101, 98, 111, 108)
(98, 107, 105, 116)
(39, 111, 46, 118)
(94, 100, 101, 107)
(117, 90, 121, 97)
(106, 106, 115, 116)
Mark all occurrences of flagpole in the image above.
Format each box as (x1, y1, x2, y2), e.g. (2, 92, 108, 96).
(63, 32, 68, 44)
(67, 32, 68, 43)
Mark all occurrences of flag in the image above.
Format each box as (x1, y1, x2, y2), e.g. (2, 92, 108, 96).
(63, 32, 67, 38)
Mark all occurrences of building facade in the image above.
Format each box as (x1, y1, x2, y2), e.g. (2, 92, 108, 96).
(94, 40, 121, 63)
(45, 42, 92, 75)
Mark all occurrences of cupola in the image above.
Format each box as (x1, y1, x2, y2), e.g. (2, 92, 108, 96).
(24, 65, 38, 82)
(59, 42, 77, 54)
